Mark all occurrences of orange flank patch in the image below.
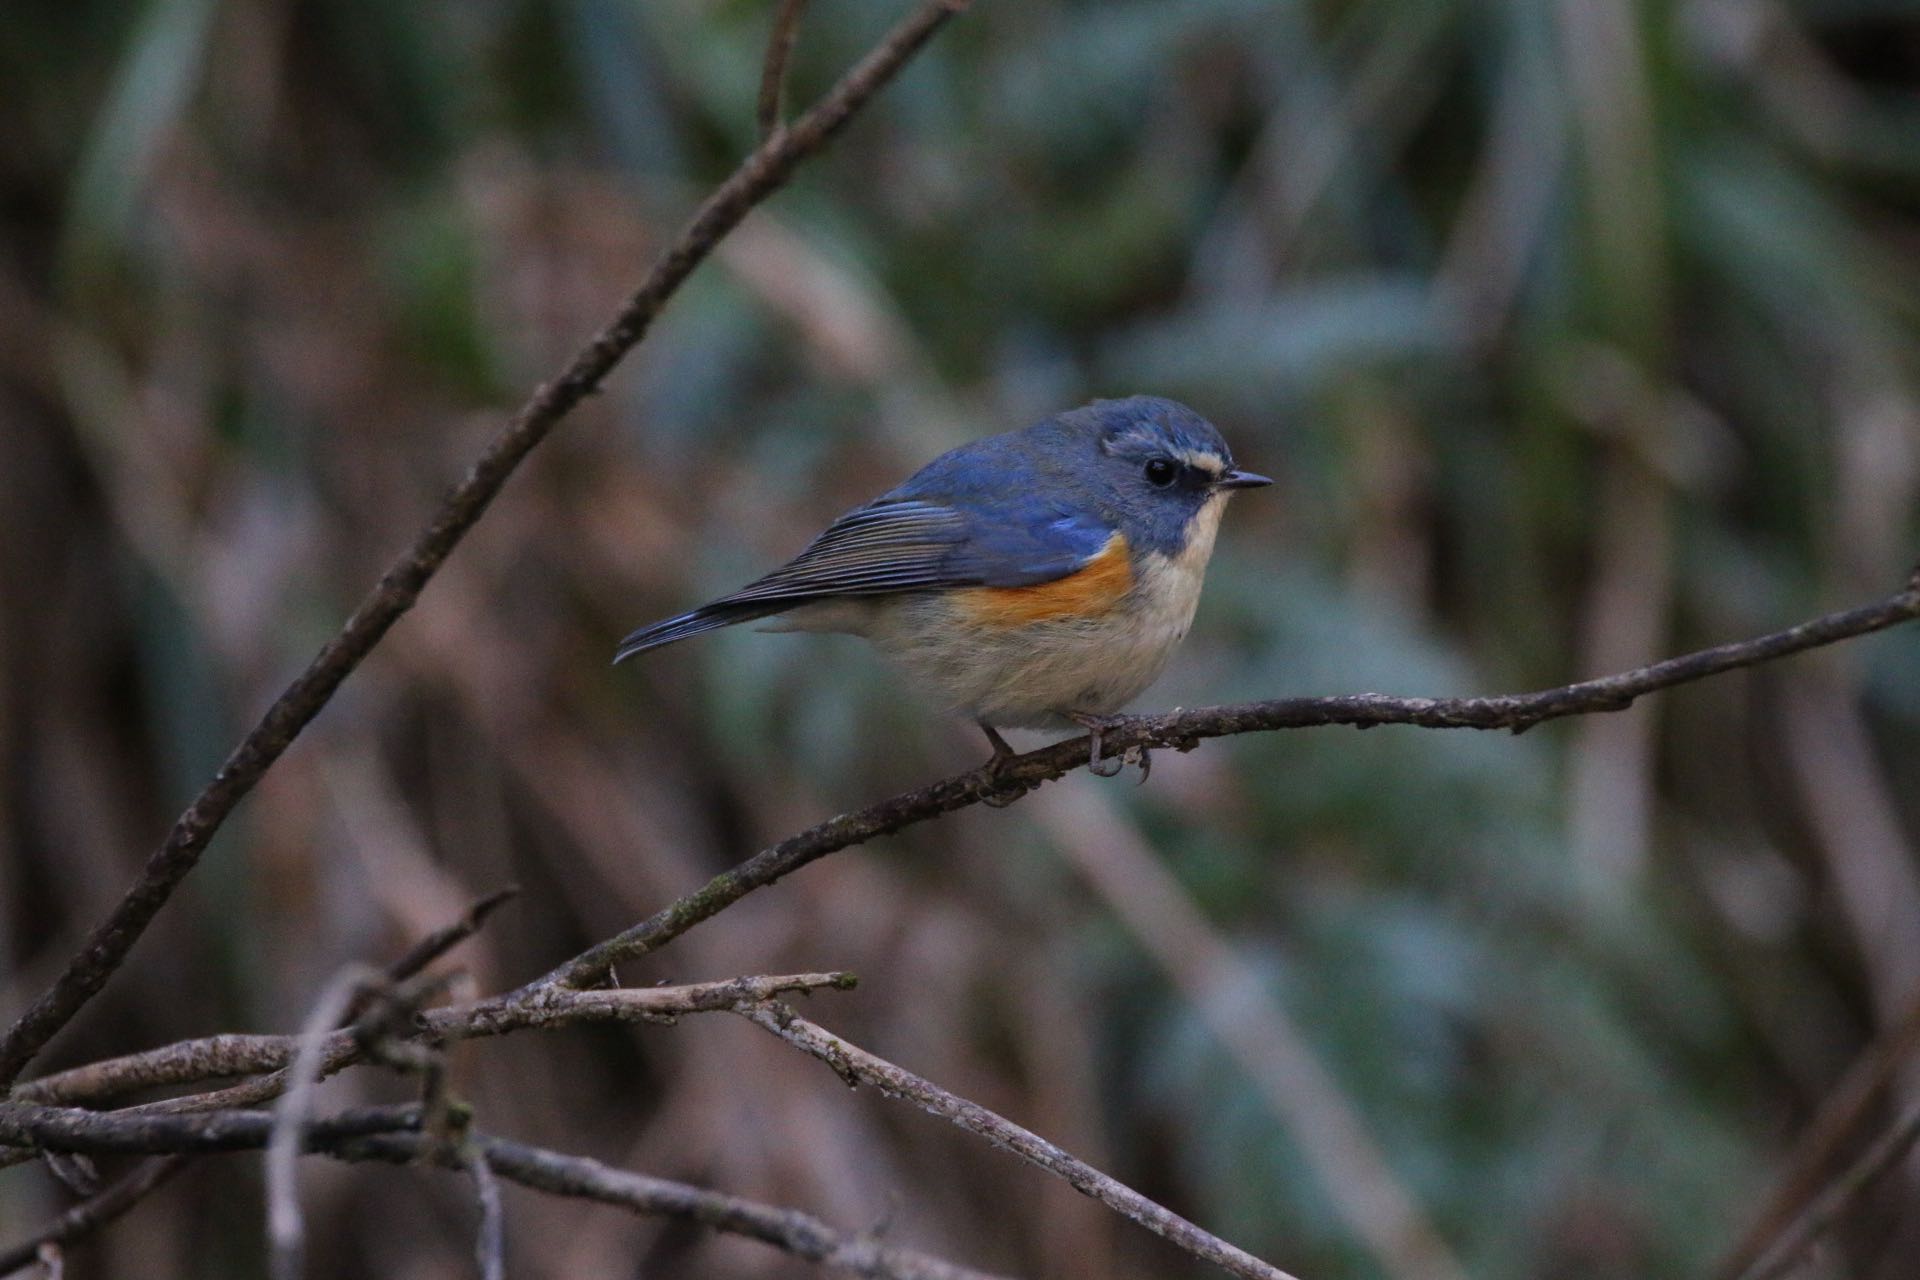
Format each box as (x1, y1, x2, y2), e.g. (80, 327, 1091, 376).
(957, 533, 1134, 626)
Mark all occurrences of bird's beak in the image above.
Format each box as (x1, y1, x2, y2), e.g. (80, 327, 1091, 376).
(1214, 469, 1273, 491)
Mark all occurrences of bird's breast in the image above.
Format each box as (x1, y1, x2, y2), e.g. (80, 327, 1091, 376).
(1129, 490, 1225, 631)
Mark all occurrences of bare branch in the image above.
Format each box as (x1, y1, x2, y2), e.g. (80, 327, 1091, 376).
(1, 1105, 1009, 1280)
(0, 1157, 187, 1276)
(465, 1144, 506, 1280)
(0, 1101, 422, 1155)
(1734, 1103, 1920, 1280)
(550, 580, 1920, 986)
(268, 967, 379, 1280)
(355, 1131, 1013, 1280)
(443, 971, 859, 1039)
(759, 0, 813, 138)
(11, 1035, 299, 1108)
(738, 1001, 1302, 1280)
(1715, 989, 1920, 1279)
(14, 973, 856, 1109)
(0, 0, 971, 1091)
(342, 886, 520, 1025)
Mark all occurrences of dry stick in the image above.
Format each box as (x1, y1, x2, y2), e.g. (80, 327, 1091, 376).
(759, 0, 813, 137)
(1715, 989, 1920, 1280)
(465, 1145, 506, 1280)
(1735, 1103, 1920, 1280)
(0, 973, 853, 1182)
(449, 1132, 1010, 1280)
(551, 580, 1920, 988)
(14, 973, 855, 1108)
(0, 0, 970, 1091)
(738, 1001, 1302, 1280)
(0, 887, 520, 1185)
(315, 1129, 1007, 1280)
(13, 886, 534, 1110)
(1, 1106, 1007, 1280)
(340, 886, 519, 1025)
(0, 1101, 422, 1155)
(267, 967, 379, 1280)
(0, 1156, 188, 1277)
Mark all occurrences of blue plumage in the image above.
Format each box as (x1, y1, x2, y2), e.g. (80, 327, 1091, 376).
(614, 396, 1269, 752)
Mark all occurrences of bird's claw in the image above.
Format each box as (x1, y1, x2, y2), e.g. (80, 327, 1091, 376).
(977, 753, 1028, 807)
(1067, 713, 1149, 782)
(979, 781, 1024, 808)
(975, 721, 1027, 807)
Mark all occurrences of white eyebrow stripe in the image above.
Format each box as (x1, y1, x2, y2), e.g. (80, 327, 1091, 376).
(1175, 449, 1225, 476)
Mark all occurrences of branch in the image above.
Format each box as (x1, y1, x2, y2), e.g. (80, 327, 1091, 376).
(341, 886, 519, 1025)
(0, 1103, 1010, 1280)
(464, 1145, 506, 1280)
(548, 579, 1920, 986)
(1733, 1103, 1920, 1280)
(440, 1133, 1010, 1280)
(267, 966, 380, 1280)
(13, 973, 856, 1107)
(0, 1157, 187, 1277)
(0, 0, 970, 1091)
(0, 888, 511, 1188)
(738, 1001, 1302, 1280)
(0, 1101, 422, 1156)
(759, 0, 813, 138)
(1715, 989, 1920, 1279)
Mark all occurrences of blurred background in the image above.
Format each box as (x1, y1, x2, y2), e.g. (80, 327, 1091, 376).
(4, 0, 1920, 1276)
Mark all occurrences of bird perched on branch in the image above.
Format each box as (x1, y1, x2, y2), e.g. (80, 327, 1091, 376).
(615, 396, 1270, 780)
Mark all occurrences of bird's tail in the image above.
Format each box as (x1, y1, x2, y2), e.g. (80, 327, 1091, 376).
(611, 600, 784, 664)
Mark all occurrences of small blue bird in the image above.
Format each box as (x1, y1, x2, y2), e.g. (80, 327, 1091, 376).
(614, 396, 1269, 777)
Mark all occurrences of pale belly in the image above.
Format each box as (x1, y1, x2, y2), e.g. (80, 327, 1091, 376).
(779, 545, 1212, 729)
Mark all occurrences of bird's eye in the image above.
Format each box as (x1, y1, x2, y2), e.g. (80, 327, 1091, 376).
(1144, 458, 1178, 488)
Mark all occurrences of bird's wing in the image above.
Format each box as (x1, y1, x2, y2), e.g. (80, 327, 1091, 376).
(613, 496, 1113, 660)
(718, 500, 979, 603)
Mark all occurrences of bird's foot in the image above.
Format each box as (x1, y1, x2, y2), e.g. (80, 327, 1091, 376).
(1064, 712, 1149, 781)
(975, 721, 1027, 808)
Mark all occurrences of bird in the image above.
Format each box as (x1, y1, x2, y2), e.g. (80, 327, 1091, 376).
(614, 396, 1270, 782)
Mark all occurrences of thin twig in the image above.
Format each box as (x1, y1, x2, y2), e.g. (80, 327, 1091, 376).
(0, 1101, 421, 1155)
(1734, 1103, 1920, 1280)
(14, 973, 856, 1108)
(0, 1157, 187, 1276)
(738, 1001, 1301, 1280)
(0, 1105, 1006, 1280)
(759, 0, 813, 138)
(351, 1131, 1012, 1280)
(341, 886, 519, 1025)
(0, 0, 971, 1091)
(465, 1144, 506, 1280)
(0, 889, 526, 1188)
(1715, 988, 1920, 1279)
(549, 579, 1920, 986)
(268, 967, 379, 1280)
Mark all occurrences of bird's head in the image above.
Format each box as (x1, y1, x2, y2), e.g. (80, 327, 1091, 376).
(1064, 396, 1271, 559)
